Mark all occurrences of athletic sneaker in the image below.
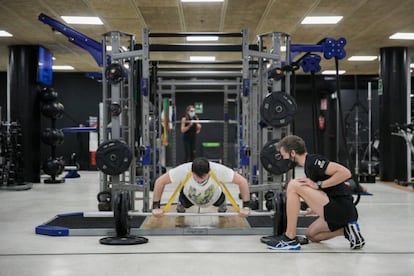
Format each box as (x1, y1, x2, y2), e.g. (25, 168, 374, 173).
(261, 235, 309, 245)
(344, 221, 365, 249)
(176, 202, 186, 213)
(266, 234, 301, 250)
(218, 202, 227, 213)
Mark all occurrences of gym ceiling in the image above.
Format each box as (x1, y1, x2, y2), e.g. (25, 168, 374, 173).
(0, 0, 413, 75)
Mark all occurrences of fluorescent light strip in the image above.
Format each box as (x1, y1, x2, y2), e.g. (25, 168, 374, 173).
(190, 56, 216, 61)
(53, 65, 75, 70)
(181, 0, 224, 2)
(322, 70, 346, 75)
(348, 56, 377, 61)
(389, 32, 414, 40)
(301, 16, 343, 25)
(186, 36, 219, 41)
(0, 30, 13, 37)
(61, 16, 103, 25)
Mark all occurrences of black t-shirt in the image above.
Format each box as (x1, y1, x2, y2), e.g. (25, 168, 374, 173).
(304, 153, 351, 197)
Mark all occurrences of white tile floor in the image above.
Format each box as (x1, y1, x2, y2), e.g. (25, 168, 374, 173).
(0, 171, 414, 276)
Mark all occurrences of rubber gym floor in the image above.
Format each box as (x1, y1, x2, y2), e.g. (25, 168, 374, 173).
(0, 170, 413, 276)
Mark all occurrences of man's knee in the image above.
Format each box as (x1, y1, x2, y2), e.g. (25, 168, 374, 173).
(305, 228, 322, 243)
(286, 179, 302, 194)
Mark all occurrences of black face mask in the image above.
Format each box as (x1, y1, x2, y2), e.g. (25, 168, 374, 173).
(275, 153, 296, 174)
(278, 158, 295, 173)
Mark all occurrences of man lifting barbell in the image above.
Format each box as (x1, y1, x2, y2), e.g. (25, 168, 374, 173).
(152, 157, 251, 218)
(265, 135, 365, 250)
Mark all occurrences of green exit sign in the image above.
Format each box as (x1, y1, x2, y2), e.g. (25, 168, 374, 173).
(194, 102, 203, 113)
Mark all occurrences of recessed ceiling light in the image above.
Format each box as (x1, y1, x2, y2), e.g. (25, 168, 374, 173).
(322, 70, 346, 75)
(389, 32, 414, 40)
(53, 65, 75, 70)
(181, 0, 224, 2)
(348, 56, 378, 61)
(61, 16, 103, 25)
(0, 30, 13, 37)
(186, 36, 219, 41)
(190, 56, 216, 61)
(301, 16, 343, 25)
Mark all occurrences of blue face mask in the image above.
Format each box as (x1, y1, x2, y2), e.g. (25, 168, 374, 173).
(189, 111, 195, 118)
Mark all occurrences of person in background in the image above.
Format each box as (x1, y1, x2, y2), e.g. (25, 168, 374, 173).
(181, 105, 201, 162)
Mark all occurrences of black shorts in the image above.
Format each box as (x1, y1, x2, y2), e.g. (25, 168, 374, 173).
(179, 188, 225, 208)
(323, 196, 358, 231)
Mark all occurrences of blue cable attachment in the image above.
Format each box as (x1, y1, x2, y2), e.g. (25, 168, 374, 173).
(38, 13, 107, 67)
(290, 37, 347, 63)
(322, 37, 347, 60)
(240, 145, 250, 166)
(141, 78, 149, 96)
(224, 113, 229, 122)
(242, 79, 250, 97)
(142, 146, 152, 165)
(300, 55, 322, 73)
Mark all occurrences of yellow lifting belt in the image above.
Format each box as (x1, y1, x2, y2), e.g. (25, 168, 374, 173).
(209, 171, 240, 212)
(162, 171, 192, 212)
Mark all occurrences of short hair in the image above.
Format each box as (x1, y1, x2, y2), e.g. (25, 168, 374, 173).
(191, 157, 210, 177)
(277, 135, 307, 154)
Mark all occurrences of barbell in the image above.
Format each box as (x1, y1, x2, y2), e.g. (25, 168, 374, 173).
(84, 211, 276, 217)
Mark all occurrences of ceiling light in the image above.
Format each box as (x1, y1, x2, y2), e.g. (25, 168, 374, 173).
(410, 63, 414, 68)
(348, 56, 378, 61)
(186, 36, 219, 41)
(389, 32, 414, 40)
(0, 30, 13, 37)
(61, 16, 103, 25)
(53, 65, 75, 70)
(181, 0, 224, 2)
(301, 16, 343, 25)
(190, 56, 216, 61)
(322, 70, 346, 75)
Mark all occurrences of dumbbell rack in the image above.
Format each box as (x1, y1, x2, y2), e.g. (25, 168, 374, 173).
(0, 121, 32, 190)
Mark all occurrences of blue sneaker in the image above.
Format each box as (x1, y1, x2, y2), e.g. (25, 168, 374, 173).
(266, 234, 301, 250)
(344, 221, 365, 249)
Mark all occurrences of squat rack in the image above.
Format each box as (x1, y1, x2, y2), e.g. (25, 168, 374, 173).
(101, 28, 293, 213)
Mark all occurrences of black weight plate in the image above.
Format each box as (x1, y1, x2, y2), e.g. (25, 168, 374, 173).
(114, 191, 131, 237)
(260, 139, 284, 175)
(260, 92, 297, 127)
(260, 138, 295, 175)
(105, 63, 124, 84)
(280, 191, 287, 234)
(99, 236, 148, 245)
(96, 140, 132, 175)
(273, 192, 284, 236)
